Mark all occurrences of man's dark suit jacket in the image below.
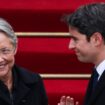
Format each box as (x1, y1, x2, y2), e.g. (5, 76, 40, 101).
(84, 70, 105, 105)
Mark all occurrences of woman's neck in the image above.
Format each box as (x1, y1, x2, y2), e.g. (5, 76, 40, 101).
(0, 71, 13, 92)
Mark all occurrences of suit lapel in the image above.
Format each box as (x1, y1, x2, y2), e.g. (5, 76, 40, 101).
(84, 73, 94, 105)
(87, 71, 105, 105)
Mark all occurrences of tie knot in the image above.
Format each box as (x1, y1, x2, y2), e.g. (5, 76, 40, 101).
(93, 69, 99, 79)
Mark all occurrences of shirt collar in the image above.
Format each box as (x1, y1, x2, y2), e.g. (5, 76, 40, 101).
(95, 60, 105, 79)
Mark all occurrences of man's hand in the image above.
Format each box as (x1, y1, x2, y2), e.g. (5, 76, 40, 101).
(58, 96, 79, 105)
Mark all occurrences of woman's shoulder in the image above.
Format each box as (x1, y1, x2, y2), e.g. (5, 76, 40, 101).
(13, 64, 42, 84)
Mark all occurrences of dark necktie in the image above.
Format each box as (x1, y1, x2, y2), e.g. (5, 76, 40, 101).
(92, 69, 99, 91)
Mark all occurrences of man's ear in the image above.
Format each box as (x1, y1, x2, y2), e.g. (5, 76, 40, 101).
(90, 32, 103, 46)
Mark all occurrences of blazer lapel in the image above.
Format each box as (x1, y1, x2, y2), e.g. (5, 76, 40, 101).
(15, 81, 30, 105)
(0, 89, 11, 105)
(87, 71, 105, 105)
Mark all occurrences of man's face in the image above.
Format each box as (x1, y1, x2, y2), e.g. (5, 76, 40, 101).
(0, 32, 17, 79)
(68, 26, 97, 63)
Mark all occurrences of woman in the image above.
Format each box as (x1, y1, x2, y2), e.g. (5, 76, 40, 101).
(0, 18, 48, 105)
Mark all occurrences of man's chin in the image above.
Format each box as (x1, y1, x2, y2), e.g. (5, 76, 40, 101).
(77, 57, 87, 62)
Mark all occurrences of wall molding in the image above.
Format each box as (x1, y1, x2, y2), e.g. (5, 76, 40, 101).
(40, 74, 91, 79)
(15, 32, 70, 37)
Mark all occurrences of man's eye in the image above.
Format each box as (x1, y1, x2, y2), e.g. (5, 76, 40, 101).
(73, 38, 78, 42)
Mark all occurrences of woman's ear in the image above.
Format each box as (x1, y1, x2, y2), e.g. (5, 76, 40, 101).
(14, 45, 18, 55)
(91, 32, 103, 46)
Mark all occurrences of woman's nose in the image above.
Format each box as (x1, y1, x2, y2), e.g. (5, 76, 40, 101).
(0, 56, 4, 62)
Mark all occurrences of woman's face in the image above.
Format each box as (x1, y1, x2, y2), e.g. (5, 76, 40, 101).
(0, 32, 17, 79)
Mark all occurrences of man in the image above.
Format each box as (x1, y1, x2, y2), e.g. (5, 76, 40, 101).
(0, 18, 48, 105)
(58, 2, 105, 105)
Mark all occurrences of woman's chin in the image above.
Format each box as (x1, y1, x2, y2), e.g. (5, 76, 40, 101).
(0, 66, 9, 77)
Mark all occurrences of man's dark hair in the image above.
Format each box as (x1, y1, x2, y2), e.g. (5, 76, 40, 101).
(66, 2, 105, 41)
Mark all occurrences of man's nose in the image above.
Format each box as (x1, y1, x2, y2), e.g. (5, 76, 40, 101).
(68, 39, 75, 49)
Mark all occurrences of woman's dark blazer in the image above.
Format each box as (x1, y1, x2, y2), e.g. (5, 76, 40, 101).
(0, 65, 48, 105)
